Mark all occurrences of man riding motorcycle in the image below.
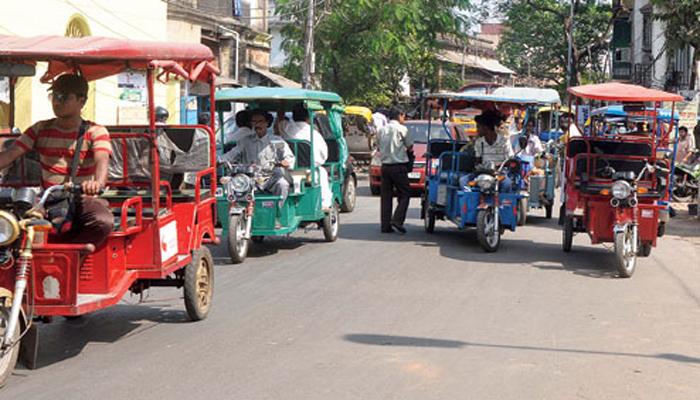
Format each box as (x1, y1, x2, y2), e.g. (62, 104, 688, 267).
(0, 73, 112, 248)
(218, 110, 296, 209)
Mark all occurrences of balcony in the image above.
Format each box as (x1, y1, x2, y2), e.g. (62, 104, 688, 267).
(632, 63, 652, 87)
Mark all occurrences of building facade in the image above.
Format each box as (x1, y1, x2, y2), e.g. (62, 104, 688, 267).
(0, 0, 171, 130)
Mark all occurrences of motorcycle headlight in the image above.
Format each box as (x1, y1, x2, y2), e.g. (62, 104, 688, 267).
(231, 174, 252, 193)
(612, 180, 632, 199)
(476, 174, 496, 190)
(0, 211, 19, 246)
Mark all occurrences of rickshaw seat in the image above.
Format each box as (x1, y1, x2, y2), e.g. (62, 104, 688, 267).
(568, 139, 652, 158)
(287, 140, 312, 168)
(326, 139, 340, 163)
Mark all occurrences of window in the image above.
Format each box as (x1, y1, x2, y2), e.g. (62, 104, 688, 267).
(642, 10, 652, 52)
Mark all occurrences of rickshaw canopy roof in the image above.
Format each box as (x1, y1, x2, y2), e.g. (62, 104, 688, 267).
(0, 35, 218, 82)
(428, 91, 540, 113)
(492, 87, 561, 105)
(216, 87, 342, 104)
(568, 82, 683, 102)
(344, 106, 373, 121)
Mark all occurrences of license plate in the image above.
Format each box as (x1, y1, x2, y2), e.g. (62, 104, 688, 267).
(408, 172, 421, 179)
(262, 201, 275, 208)
(641, 209, 654, 218)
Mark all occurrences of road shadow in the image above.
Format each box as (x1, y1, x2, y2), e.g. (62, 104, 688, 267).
(343, 334, 700, 365)
(208, 235, 318, 265)
(16, 303, 188, 371)
(666, 211, 700, 238)
(340, 220, 619, 279)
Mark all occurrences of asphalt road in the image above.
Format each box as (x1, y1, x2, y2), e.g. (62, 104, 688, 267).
(4, 180, 700, 399)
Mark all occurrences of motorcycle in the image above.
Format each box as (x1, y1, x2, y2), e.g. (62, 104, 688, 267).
(672, 149, 699, 202)
(220, 163, 262, 264)
(605, 162, 668, 277)
(0, 184, 81, 380)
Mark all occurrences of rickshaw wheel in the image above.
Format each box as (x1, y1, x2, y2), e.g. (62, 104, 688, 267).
(322, 203, 340, 242)
(184, 248, 214, 321)
(341, 178, 356, 213)
(0, 307, 20, 388)
(638, 243, 652, 257)
(517, 199, 527, 226)
(227, 215, 249, 264)
(614, 230, 637, 278)
(476, 210, 500, 252)
(251, 236, 265, 243)
(424, 202, 435, 233)
(562, 217, 574, 252)
(545, 204, 553, 219)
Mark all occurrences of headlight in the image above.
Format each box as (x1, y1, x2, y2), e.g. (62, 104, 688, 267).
(0, 211, 19, 246)
(231, 174, 252, 193)
(476, 174, 496, 190)
(612, 180, 632, 199)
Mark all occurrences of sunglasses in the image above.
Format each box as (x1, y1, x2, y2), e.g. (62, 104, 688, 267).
(48, 92, 79, 103)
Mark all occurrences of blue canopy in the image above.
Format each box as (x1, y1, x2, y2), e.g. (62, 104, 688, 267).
(591, 105, 679, 122)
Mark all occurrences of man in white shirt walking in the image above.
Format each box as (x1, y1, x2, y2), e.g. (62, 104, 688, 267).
(377, 107, 413, 234)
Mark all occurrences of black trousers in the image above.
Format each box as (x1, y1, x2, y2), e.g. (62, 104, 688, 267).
(380, 163, 411, 231)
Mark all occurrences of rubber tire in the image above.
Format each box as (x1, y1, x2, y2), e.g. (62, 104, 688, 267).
(322, 203, 339, 242)
(614, 230, 637, 278)
(184, 248, 214, 321)
(545, 204, 553, 219)
(227, 214, 249, 264)
(562, 216, 573, 252)
(638, 243, 652, 257)
(657, 223, 665, 238)
(341, 178, 356, 213)
(517, 198, 527, 226)
(0, 307, 20, 388)
(370, 185, 381, 196)
(476, 209, 500, 252)
(251, 236, 265, 244)
(424, 201, 435, 234)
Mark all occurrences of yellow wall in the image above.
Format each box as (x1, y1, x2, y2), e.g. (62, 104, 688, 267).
(0, 0, 171, 130)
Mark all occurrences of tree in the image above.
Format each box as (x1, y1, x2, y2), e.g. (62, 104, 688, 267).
(651, 0, 700, 90)
(498, 0, 615, 89)
(275, 0, 471, 106)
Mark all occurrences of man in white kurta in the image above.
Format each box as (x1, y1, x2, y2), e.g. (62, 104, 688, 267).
(278, 107, 332, 208)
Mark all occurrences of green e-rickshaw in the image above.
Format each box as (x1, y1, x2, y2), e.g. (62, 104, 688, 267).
(214, 88, 349, 263)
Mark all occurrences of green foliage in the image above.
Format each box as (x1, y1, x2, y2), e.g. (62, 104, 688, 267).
(498, 0, 613, 87)
(275, 0, 471, 106)
(651, 0, 700, 89)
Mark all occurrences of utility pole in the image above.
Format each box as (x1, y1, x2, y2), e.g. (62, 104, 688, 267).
(302, 0, 315, 89)
(566, 0, 575, 89)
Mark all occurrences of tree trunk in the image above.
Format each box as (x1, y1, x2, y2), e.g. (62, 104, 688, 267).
(690, 46, 699, 91)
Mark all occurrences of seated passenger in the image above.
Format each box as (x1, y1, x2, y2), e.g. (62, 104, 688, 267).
(459, 110, 517, 192)
(226, 110, 254, 144)
(276, 105, 332, 209)
(218, 110, 295, 209)
(516, 119, 544, 157)
(0, 74, 113, 248)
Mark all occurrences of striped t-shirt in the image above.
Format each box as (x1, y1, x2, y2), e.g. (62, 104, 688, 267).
(15, 119, 112, 188)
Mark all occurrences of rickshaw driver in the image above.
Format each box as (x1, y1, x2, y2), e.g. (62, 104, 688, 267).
(219, 110, 296, 207)
(0, 74, 113, 248)
(459, 110, 517, 192)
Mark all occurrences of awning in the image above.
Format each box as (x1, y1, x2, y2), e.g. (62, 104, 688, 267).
(568, 82, 683, 102)
(246, 65, 301, 88)
(437, 50, 515, 75)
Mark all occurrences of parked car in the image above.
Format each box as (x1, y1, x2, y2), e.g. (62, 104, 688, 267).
(369, 120, 466, 195)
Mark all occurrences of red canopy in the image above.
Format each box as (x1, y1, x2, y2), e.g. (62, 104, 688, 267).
(0, 35, 218, 82)
(568, 82, 683, 102)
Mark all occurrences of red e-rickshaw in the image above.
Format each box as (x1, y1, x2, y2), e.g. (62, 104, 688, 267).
(562, 83, 681, 278)
(0, 35, 220, 385)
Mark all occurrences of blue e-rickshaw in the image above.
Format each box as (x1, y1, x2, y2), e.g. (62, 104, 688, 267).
(421, 92, 534, 252)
